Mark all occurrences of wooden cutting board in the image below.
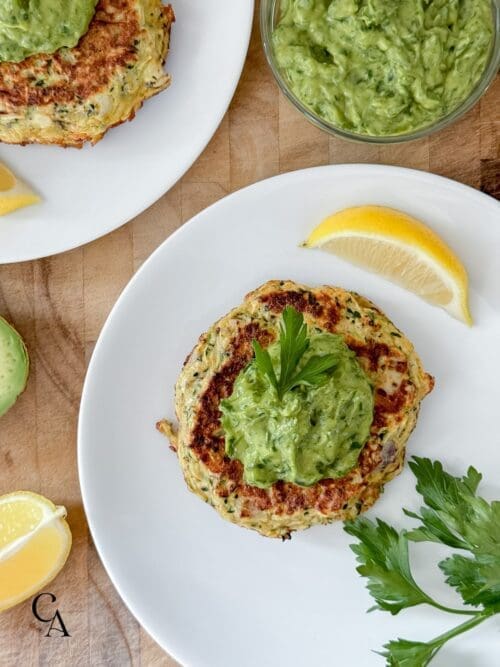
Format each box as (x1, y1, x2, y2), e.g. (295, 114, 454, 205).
(0, 4, 498, 665)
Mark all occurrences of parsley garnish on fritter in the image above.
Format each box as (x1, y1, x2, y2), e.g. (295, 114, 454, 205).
(252, 306, 337, 400)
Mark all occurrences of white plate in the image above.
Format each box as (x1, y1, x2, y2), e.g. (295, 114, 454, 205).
(79, 165, 500, 667)
(0, 1, 253, 264)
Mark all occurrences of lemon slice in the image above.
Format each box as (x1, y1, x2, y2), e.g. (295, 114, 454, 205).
(0, 491, 71, 613)
(0, 164, 40, 216)
(303, 205, 472, 325)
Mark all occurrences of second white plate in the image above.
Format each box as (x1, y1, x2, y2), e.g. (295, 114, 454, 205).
(0, 0, 254, 263)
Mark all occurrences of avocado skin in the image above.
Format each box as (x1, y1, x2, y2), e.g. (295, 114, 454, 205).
(0, 316, 29, 419)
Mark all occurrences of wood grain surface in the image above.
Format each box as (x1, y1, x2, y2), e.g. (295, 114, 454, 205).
(0, 4, 499, 666)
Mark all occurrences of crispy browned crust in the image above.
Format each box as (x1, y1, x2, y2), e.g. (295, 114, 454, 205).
(167, 280, 434, 538)
(0, 0, 175, 147)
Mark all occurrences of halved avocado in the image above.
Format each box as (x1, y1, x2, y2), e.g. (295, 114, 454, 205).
(0, 316, 29, 418)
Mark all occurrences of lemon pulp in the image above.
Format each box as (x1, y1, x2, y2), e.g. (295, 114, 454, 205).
(304, 205, 471, 325)
(0, 492, 71, 613)
(0, 164, 40, 216)
(0, 165, 15, 191)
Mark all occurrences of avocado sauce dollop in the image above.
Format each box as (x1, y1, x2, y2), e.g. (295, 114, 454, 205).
(0, 0, 98, 63)
(221, 331, 374, 488)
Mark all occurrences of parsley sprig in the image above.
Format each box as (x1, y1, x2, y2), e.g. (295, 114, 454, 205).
(252, 306, 337, 400)
(344, 457, 500, 666)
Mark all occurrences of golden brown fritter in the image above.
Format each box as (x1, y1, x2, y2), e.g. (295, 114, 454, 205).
(0, 0, 174, 147)
(159, 280, 434, 539)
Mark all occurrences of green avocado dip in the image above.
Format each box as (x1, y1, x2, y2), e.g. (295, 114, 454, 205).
(221, 329, 374, 488)
(0, 0, 98, 63)
(272, 0, 494, 136)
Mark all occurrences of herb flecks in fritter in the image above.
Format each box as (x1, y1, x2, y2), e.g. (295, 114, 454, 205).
(162, 280, 433, 538)
(0, 0, 174, 147)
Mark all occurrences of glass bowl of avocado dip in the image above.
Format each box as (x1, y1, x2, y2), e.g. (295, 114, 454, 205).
(261, 0, 500, 143)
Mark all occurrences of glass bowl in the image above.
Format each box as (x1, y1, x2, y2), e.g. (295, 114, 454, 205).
(261, 0, 500, 144)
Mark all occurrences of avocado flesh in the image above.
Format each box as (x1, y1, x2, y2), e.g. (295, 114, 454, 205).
(0, 316, 29, 418)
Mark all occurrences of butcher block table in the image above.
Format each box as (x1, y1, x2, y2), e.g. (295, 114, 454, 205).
(1, 5, 499, 666)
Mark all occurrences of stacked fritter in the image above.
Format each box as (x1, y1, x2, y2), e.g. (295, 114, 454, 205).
(160, 280, 434, 539)
(0, 0, 174, 147)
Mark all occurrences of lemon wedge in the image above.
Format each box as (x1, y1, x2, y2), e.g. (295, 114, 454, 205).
(0, 163, 40, 216)
(303, 205, 472, 325)
(0, 491, 71, 613)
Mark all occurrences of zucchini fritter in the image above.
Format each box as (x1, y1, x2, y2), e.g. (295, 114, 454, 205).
(0, 0, 174, 147)
(159, 280, 434, 539)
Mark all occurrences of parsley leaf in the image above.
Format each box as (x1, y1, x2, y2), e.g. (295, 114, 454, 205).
(278, 306, 309, 389)
(440, 553, 500, 609)
(252, 306, 337, 400)
(405, 457, 500, 610)
(252, 339, 277, 389)
(380, 613, 495, 667)
(344, 517, 432, 614)
(280, 352, 338, 394)
(403, 505, 469, 550)
(380, 638, 440, 667)
(404, 458, 484, 550)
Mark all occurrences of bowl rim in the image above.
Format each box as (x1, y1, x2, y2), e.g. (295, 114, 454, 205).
(260, 0, 500, 145)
